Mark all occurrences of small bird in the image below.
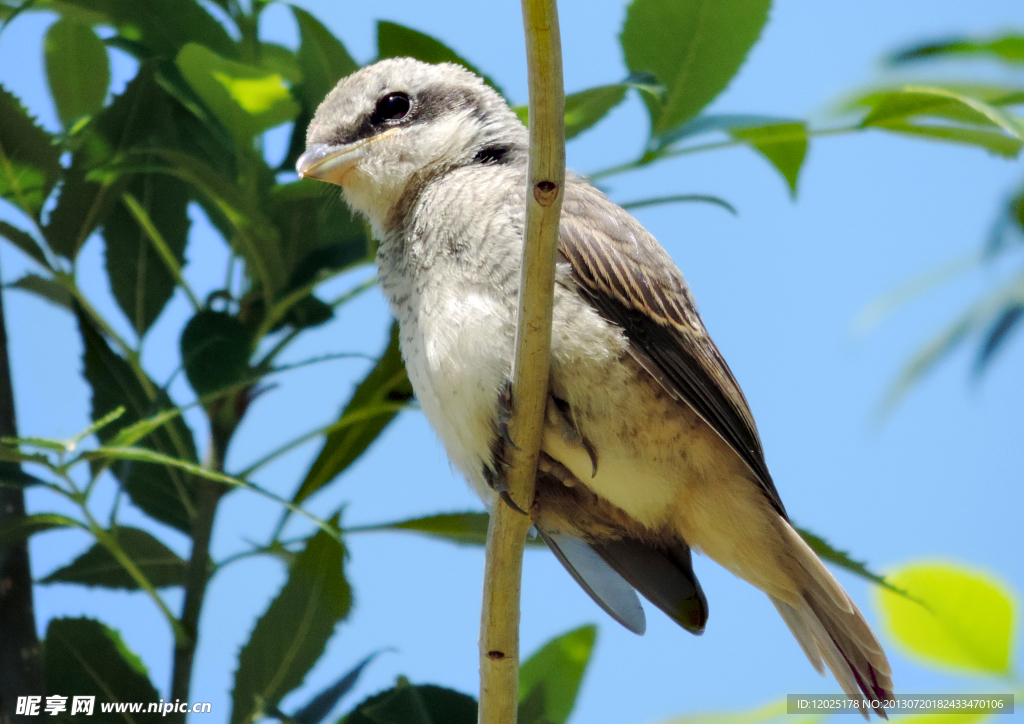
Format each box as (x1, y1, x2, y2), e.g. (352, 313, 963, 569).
(298, 58, 893, 714)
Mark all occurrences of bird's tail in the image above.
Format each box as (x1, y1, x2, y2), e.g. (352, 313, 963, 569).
(770, 523, 894, 720)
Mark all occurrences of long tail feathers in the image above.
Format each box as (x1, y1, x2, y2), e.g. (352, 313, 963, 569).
(772, 525, 894, 720)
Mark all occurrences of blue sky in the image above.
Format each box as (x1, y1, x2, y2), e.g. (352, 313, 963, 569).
(1, 1, 1021, 722)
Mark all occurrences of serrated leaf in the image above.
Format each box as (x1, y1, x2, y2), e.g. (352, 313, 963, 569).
(45, 18, 110, 129)
(293, 322, 411, 505)
(0, 220, 50, 267)
(286, 652, 381, 724)
(44, 63, 169, 259)
(77, 310, 198, 532)
(8, 274, 73, 310)
(377, 21, 504, 97)
(873, 562, 1015, 675)
(731, 121, 807, 197)
(176, 43, 299, 146)
(518, 625, 596, 724)
(796, 528, 902, 595)
(180, 309, 253, 398)
(0, 84, 61, 219)
(41, 526, 186, 589)
(342, 680, 477, 724)
(0, 513, 79, 549)
(230, 524, 351, 724)
(890, 35, 1024, 66)
(97, 147, 286, 296)
(621, 0, 771, 137)
(104, 173, 191, 335)
(270, 178, 372, 294)
(352, 510, 546, 548)
(45, 617, 159, 712)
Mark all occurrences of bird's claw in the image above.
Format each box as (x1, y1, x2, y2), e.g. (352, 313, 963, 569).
(497, 380, 520, 450)
(499, 490, 528, 516)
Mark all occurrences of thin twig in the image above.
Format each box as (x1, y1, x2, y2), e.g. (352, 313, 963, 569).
(478, 0, 565, 722)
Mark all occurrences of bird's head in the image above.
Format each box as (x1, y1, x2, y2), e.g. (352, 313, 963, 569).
(297, 58, 526, 232)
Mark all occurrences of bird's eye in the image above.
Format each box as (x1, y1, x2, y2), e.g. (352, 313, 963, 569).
(373, 92, 411, 123)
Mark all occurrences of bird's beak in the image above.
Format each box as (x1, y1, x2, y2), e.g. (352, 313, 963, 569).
(296, 140, 369, 185)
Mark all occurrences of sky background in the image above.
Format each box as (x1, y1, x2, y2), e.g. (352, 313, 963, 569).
(1, 1, 1022, 722)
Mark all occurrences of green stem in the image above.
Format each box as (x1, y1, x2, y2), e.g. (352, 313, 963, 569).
(121, 192, 202, 311)
(0, 261, 44, 713)
(587, 124, 860, 182)
(168, 477, 223, 724)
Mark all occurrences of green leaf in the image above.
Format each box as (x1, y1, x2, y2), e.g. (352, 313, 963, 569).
(281, 7, 358, 171)
(351, 510, 546, 548)
(857, 86, 1024, 140)
(518, 625, 596, 724)
(293, 322, 411, 505)
(97, 147, 286, 296)
(0, 513, 79, 549)
(0, 463, 48, 490)
(269, 178, 372, 296)
(103, 173, 191, 335)
(873, 562, 1015, 675)
(292, 6, 357, 109)
(342, 680, 477, 724)
(872, 121, 1022, 158)
(43, 63, 170, 259)
(796, 528, 904, 595)
(41, 526, 186, 589)
(975, 304, 1024, 373)
(563, 84, 627, 140)
(285, 652, 380, 724)
(8, 274, 73, 310)
(0, 220, 50, 267)
(514, 83, 633, 140)
(890, 35, 1024, 66)
(621, 0, 771, 137)
(176, 43, 299, 146)
(230, 524, 352, 724)
(0, 84, 61, 219)
(44, 617, 159, 712)
(77, 310, 198, 532)
(878, 271, 1024, 415)
(377, 21, 504, 97)
(730, 121, 807, 197)
(261, 42, 303, 85)
(49, 0, 235, 59)
(180, 309, 254, 398)
(44, 18, 110, 129)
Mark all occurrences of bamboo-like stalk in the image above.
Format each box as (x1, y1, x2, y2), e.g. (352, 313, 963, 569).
(477, 0, 565, 722)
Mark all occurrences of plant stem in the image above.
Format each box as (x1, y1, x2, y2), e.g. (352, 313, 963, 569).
(168, 477, 223, 723)
(478, 0, 565, 721)
(0, 269, 44, 722)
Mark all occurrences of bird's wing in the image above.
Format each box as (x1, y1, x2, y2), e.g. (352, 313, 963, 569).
(557, 180, 787, 518)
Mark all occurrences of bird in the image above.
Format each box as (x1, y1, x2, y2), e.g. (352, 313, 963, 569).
(297, 57, 893, 716)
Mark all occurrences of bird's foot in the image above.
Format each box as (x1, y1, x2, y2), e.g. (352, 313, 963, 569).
(497, 379, 519, 450)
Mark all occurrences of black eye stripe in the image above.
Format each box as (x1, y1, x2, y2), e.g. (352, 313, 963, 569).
(372, 92, 411, 124)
